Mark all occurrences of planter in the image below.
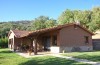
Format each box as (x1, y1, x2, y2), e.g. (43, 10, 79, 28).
(50, 46, 60, 53)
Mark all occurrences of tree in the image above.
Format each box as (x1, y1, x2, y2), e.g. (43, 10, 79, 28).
(73, 10, 92, 28)
(31, 16, 49, 30)
(57, 7, 100, 32)
(58, 9, 74, 25)
(91, 7, 100, 30)
(45, 19, 57, 28)
(88, 22, 98, 32)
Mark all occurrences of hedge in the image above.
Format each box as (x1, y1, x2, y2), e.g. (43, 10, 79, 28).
(0, 37, 8, 48)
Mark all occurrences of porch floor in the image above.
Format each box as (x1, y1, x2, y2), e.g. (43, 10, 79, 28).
(16, 51, 55, 58)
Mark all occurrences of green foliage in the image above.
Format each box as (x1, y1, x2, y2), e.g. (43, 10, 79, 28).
(31, 16, 57, 30)
(0, 20, 31, 37)
(0, 37, 8, 48)
(31, 16, 49, 30)
(45, 19, 57, 28)
(88, 22, 98, 32)
(91, 7, 100, 30)
(58, 9, 74, 24)
(58, 7, 100, 32)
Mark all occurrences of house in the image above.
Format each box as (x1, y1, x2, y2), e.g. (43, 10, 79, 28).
(92, 30, 100, 50)
(8, 23, 94, 54)
(8, 30, 31, 51)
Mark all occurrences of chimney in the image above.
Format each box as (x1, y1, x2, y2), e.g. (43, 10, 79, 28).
(74, 20, 80, 29)
(75, 20, 80, 25)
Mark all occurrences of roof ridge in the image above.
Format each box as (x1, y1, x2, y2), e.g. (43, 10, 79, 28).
(9, 23, 94, 38)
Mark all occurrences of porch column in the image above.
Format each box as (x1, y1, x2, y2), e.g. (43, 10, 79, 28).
(30, 38, 34, 52)
(50, 35, 53, 46)
(57, 32, 60, 46)
(20, 38, 23, 51)
(34, 38, 37, 55)
(13, 37, 16, 51)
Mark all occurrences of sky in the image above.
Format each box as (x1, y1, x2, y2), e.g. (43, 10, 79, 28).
(0, 0, 100, 22)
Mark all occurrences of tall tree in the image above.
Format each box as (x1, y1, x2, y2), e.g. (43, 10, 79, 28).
(31, 16, 49, 30)
(45, 19, 57, 28)
(91, 7, 100, 30)
(73, 10, 92, 28)
(58, 9, 74, 25)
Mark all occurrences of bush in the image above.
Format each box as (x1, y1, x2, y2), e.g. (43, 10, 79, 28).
(0, 37, 8, 48)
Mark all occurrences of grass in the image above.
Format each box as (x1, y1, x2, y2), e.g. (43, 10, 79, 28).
(61, 51, 100, 62)
(0, 48, 91, 65)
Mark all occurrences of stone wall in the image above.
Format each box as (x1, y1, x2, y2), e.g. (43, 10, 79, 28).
(59, 46, 93, 53)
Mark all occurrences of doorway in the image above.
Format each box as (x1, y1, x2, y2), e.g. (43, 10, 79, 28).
(44, 36, 50, 51)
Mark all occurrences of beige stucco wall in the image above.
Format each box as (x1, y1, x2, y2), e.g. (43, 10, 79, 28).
(92, 30, 100, 39)
(59, 25, 93, 52)
(8, 32, 14, 50)
(8, 32, 32, 51)
(9, 32, 14, 39)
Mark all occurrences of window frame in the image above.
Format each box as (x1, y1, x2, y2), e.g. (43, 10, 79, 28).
(84, 36, 89, 44)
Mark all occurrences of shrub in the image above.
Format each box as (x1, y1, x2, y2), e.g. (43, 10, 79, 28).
(0, 37, 8, 48)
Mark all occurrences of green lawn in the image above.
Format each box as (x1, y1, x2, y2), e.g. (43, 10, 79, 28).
(0, 48, 90, 65)
(61, 51, 100, 62)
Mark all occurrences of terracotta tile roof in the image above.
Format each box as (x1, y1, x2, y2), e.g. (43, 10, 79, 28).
(9, 23, 94, 38)
(28, 23, 94, 36)
(28, 23, 74, 36)
(10, 30, 30, 38)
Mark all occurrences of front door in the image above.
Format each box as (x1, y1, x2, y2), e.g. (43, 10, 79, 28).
(44, 37, 50, 51)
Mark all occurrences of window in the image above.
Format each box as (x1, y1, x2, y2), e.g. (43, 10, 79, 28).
(84, 36, 89, 44)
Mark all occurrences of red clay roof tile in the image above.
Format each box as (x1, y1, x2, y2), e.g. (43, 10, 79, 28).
(9, 23, 94, 38)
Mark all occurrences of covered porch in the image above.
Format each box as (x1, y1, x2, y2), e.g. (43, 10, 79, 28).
(8, 29, 61, 55)
(27, 29, 60, 55)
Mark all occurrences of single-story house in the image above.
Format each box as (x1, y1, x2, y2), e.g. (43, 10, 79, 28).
(8, 23, 94, 54)
(92, 30, 100, 50)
